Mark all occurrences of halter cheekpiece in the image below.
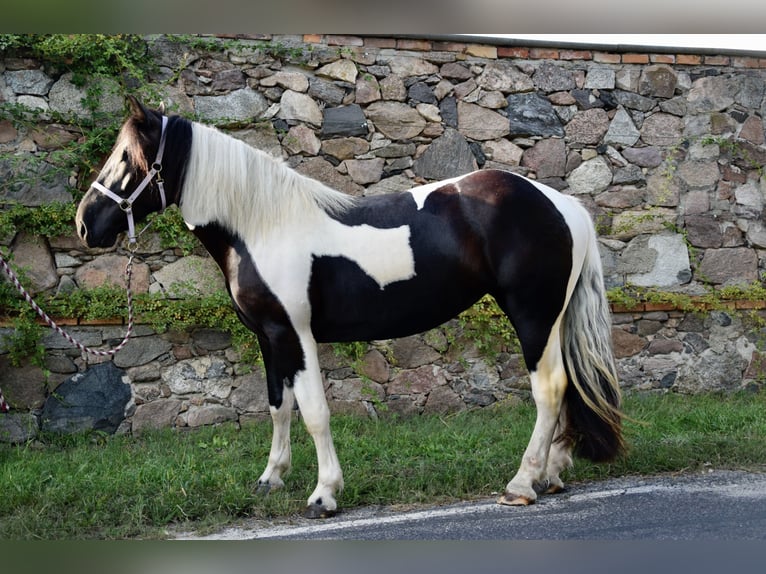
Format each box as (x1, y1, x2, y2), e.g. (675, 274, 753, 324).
(90, 115, 169, 245)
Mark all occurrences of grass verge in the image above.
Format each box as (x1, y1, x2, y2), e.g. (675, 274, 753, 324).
(1, 391, 765, 539)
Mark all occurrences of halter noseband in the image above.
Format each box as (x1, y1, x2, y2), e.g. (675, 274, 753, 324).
(90, 115, 169, 245)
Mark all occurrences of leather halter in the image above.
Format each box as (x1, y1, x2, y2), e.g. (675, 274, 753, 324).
(90, 115, 169, 245)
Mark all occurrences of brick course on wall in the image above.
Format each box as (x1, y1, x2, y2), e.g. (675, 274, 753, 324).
(1, 34, 766, 438)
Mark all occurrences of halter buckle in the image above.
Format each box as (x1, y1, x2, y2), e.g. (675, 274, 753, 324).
(119, 199, 132, 212)
(152, 162, 164, 183)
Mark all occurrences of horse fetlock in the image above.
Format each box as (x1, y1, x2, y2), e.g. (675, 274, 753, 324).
(546, 444, 573, 474)
(318, 466, 344, 494)
(532, 478, 551, 494)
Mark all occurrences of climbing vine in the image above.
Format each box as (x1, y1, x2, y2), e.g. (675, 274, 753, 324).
(0, 34, 152, 86)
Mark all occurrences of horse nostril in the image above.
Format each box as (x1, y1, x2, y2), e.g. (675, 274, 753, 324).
(78, 223, 87, 240)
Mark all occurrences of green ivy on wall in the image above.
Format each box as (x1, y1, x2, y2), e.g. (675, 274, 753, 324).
(0, 34, 152, 86)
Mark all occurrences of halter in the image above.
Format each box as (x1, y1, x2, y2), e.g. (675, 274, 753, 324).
(90, 115, 169, 245)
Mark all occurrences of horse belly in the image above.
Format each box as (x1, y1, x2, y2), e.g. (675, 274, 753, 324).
(308, 255, 485, 343)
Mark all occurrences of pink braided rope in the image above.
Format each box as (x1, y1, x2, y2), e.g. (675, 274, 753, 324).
(0, 251, 135, 413)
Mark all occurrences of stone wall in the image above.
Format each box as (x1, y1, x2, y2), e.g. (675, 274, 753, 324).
(1, 35, 766, 438)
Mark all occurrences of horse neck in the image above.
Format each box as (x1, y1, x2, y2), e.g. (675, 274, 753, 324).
(180, 122, 353, 243)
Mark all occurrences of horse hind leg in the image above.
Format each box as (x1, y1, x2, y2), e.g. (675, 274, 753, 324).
(497, 318, 568, 506)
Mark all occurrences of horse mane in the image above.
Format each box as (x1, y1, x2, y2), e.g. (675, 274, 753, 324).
(180, 121, 356, 239)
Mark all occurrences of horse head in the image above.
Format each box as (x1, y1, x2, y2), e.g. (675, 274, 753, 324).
(76, 96, 175, 248)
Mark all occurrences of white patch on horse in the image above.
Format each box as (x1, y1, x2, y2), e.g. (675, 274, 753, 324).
(313, 220, 415, 289)
(408, 174, 466, 210)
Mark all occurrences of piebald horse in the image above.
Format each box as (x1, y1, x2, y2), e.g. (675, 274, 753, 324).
(76, 97, 623, 518)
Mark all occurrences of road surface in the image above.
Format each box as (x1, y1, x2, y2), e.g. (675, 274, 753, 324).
(176, 469, 766, 540)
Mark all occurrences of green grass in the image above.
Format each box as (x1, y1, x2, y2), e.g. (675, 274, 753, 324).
(1, 391, 765, 539)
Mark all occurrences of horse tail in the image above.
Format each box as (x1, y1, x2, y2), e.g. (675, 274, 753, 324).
(560, 214, 624, 462)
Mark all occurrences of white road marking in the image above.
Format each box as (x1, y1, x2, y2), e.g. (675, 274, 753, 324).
(178, 499, 507, 540)
(568, 477, 766, 503)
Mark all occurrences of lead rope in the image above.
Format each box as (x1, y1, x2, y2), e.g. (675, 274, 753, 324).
(0, 248, 137, 413)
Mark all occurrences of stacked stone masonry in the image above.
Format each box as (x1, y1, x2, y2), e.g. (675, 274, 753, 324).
(1, 34, 766, 438)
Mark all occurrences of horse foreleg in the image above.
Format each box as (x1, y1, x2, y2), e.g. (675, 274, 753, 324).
(498, 339, 568, 506)
(293, 339, 344, 518)
(257, 386, 294, 494)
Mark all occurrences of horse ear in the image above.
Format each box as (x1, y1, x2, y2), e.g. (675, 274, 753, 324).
(158, 101, 166, 114)
(126, 95, 147, 122)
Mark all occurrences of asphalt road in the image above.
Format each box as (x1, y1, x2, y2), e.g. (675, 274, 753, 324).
(177, 469, 766, 540)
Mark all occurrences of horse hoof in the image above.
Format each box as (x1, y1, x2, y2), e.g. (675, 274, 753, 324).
(532, 480, 565, 495)
(497, 492, 535, 506)
(255, 482, 272, 496)
(544, 483, 566, 495)
(304, 503, 337, 519)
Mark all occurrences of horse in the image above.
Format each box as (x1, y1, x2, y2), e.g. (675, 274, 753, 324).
(76, 96, 623, 518)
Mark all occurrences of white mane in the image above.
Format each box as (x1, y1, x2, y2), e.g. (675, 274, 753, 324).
(180, 122, 356, 240)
